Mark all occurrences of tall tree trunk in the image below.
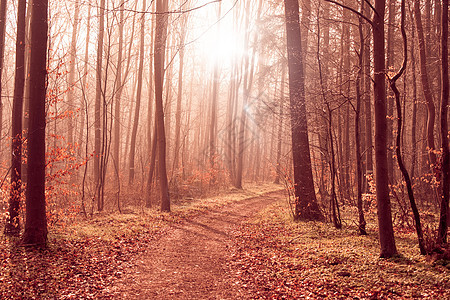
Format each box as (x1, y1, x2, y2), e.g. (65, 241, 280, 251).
(129, 0, 146, 185)
(94, 0, 106, 210)
(364, 3, 373, 191)
(284, 0, 323, 221)
(389, 0, 425, 254)
(173, 44, 184, 172)
(235, 2, 251, 189)
(67, 0, 80, 146)
(386, 0, 396, 183)
(342, 0, 351, 196)
(373, 0, 397, 258)
(154, 0, 170, 212)
(274, 66, 285, 184)
(0, 0, 6, 156)
(410, 13, 418, 180)
(5, 0, 26, 236)
(113, 0, 125, 187)
(414, 0, 437, 171)
(356, 1, 367, 235)
(208, 3, 221, 182)
(147, 0, 155, 164)
(78, 0, 91, 153)
(22, 0, 48, 246)
(437, 0, 449, 246)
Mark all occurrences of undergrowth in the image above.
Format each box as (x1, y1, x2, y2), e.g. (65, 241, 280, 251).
(231, 200, 450, 299)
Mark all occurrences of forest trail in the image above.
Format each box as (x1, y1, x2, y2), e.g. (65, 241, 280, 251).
(112, 189, 285, 299)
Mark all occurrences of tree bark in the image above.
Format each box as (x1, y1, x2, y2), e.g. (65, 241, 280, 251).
(373, 0, 397, 258)
(386, 0, 396, 183)
(284, 0, 323, 221)
(22, 0, 48, 246)
(94, 0, 106, 210)
(410, 12, 418, 180)
(356, 1, 367, 235)
(364, 2, 373, 191)
(67, 0, 80, 146)
(173, 9, 188, 175)
(113, 0, 125, 186)
(129, 0, 146, 185)
(274, 66, 285, 184)
(5, 0, 26, 236)
(414, 0, 437, 171)
(389, 0, 425, 254)
(155, 0, 170, 212)
(0, 0, 6, 157)
(437, 0, 449, 246)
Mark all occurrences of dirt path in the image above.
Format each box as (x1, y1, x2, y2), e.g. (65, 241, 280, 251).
(112, 190, 285, 299)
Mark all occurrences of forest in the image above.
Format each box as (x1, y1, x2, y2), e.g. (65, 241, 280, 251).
(0, 0, 448, 298)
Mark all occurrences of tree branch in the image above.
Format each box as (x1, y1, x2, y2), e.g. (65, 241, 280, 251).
(324, 0, 374, 27)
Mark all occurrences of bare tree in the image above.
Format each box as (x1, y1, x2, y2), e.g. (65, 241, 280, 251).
(437, 0, 449, 246)
(373, 0, 397, 258)
(129, 0, 147, 185)
(389, 0, 425, 255)
(67, 0, 80, 146)
(284, 0, 323, 221)
(154, 0, 170, 212)
(94, 0, 106, 210)
(414, 0, 437, 172)
(0, 0, 6, 153)
(5, 0, 26, 236)
(22, 0, 48, 246)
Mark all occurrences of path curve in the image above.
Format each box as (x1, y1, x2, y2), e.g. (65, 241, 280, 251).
(113, 189, 285, 299)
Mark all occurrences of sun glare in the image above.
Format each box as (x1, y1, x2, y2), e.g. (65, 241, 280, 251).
(193, 2, 245, 68)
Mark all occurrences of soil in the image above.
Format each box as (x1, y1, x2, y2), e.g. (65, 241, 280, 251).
(111, 189, 285, 299)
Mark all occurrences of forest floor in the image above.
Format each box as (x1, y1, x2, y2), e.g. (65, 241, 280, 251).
(0, 183, 449, 299)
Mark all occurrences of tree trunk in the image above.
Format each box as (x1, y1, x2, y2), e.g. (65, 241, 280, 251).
(356, 2, 367, 235)
(129, 0, 146, 185)
(22, 0, 48, 246)
(78, 0, 91, 153)
(389, 0, 425, 254)
(373, 0, 397, 258)
(386, 0, 396, 183)
(94, 0, 106, 210)
(67, 0, 80, 146)
(5, 0, 26, 236)
(410, 13, 418, 180)
(154, 0, 170, 212)
(113, 0, 125, 190)
(437, 0, 449, 246)
(0, 0, 6, 157)
(414, 0, 437, 171)
(173, 11, 188, 175)
(364, 3, 373, 191)
(284, 0, 323, 221)
(274, 66, 285, 184)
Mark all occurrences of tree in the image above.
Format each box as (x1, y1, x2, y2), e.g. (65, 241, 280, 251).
(5, 0, 26, 236)
(94, 0, 106, 210)
(129, 0, 146, 185)
(355, 0, 367, 235)
(113, 0, 125, 188)
(373, 0, 397, 258)
(389, 0, 425, 255)
(414, 0, 437, 172)
(437, 0, 449, 246)
(283, 0, 323, 221)
(22, 0, 48, 246)
(154, 0, 170, 212)
(67, 0, 80, 146)
(0, 0, 6, 154)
